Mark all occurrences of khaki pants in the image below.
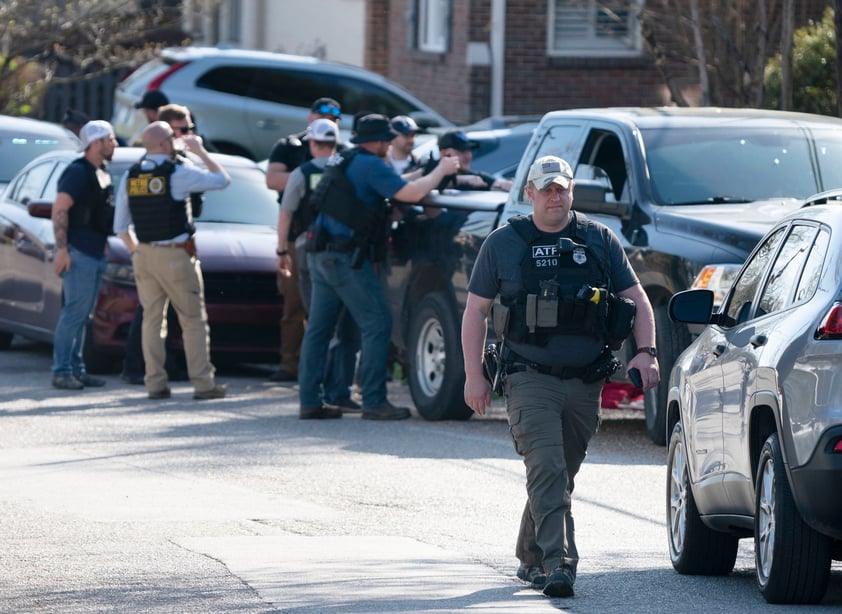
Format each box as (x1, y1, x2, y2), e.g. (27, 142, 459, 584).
(505, 370, 602, 576)
(277, 247, 306, 375)
(132, 243, 216, 393)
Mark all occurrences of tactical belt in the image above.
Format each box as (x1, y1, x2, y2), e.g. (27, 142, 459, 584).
(504, 349, 587, 380)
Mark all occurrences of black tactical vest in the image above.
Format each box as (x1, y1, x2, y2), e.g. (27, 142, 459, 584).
(502, 213, 611, 345)
(66, 157, 114, 235)
(127, 158, 194, 242)
(310, 148, 390, 252)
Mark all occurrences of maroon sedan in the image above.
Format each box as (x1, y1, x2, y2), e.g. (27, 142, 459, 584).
(0, 148, 282, 371)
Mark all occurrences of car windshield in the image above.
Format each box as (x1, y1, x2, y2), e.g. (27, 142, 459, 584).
(197, 165, 278, 225)
(641, 127, 840, 205)
(0, 132, 78, 183)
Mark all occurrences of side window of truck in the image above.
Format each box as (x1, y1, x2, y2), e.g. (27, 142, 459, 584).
(581, 130, 627, 201)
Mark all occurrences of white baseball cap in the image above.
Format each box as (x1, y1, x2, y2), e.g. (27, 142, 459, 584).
(306, 118, 338, 143)
(77, 120, 114, 152)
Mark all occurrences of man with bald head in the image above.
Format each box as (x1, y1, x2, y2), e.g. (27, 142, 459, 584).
(113, 121, 231, 401)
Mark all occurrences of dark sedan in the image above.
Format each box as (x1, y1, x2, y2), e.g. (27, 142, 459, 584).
(0, 148, 282, 370)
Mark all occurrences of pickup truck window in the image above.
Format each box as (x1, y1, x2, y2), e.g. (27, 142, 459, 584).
(641, 128, 818, 205)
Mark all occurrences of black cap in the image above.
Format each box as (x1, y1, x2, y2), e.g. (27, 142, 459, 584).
(390, 115, 420, 136)
(438, 130, 478, 152)
(310, 97, 342, 118)
(351, 114, 400, 144)
(135, 90, 170, 110)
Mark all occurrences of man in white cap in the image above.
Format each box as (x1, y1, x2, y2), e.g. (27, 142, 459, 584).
(50, 120, 119, 390)
(461, 155, 659, 598)
(274, 117, 359, 405)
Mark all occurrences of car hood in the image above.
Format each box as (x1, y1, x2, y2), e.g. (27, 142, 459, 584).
(653, 197, 803, 260)
(108, 222, 278, 273)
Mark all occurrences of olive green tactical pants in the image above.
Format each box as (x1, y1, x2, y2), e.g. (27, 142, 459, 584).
(504, 370, 602, 576)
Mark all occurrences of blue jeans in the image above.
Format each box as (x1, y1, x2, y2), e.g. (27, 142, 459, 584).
(52, 246, 106, 377)
(323, 307, 361, 405)
(299, 251, 391, 409)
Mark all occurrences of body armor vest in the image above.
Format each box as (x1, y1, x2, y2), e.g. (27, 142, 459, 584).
(66, 158, 114, 235)
(502, 214, 611, 345)
(289, 160, 324, 240)
(310, 148, 388, 247)
(127, 158, 194, 242)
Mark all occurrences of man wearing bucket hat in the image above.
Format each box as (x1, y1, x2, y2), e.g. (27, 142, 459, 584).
(50, 120, 119, 390)
(296, 113, 459, 420)
(461, 155, 659, 597)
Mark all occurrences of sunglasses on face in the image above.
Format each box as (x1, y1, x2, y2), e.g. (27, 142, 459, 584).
(316, 105, 341, 118)
(173, 125, 196, 134)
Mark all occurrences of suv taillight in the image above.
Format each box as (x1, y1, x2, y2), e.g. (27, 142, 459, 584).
(147, 61, 189, 90)
(815, 304, 842, 339)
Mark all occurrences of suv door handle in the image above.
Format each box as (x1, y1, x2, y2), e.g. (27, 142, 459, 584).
(750, 334, 767, 348)
(255, 119, 280, 130)
(713, 344, 726, 356)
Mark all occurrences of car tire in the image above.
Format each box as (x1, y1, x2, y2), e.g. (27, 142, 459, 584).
(754, 432, 831, 604)
(667, 421, 738, 575)
(0, 331, 12, 350)
(644, 305, 691, 446)
(82, 322, 119, 374)
(407, 292, 472, 421)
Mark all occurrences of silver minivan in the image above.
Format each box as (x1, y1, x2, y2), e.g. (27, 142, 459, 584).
(111, 46, 452, 160)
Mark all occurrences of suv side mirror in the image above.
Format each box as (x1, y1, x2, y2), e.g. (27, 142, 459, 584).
(669, 289, 715, 324)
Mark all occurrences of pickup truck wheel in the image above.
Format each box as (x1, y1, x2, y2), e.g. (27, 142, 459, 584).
(407, 292, 472, 421)
(667, 421, 738, 575)
(755, 433, 831, 604)
(644, 305, 691, 446)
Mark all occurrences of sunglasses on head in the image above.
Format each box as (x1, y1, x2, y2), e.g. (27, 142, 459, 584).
(174, 125, 196, 134)
(316, 105, 341, 118)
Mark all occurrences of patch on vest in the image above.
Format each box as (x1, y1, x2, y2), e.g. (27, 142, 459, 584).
(531, 243, 588, 267)
(128, 174, 167, 197)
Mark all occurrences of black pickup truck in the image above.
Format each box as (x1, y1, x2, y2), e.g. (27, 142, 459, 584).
(388, 107, 842, 444)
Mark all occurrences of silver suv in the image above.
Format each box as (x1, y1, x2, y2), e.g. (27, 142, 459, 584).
(111, 46, 452, 160)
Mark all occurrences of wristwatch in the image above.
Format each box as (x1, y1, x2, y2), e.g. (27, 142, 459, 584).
(637, 346, 658, 357)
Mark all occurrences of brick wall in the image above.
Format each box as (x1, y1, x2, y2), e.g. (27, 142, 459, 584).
(373, 0, 832, 125)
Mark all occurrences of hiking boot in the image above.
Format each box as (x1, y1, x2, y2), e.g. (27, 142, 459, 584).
(148, 387, 171, 400)
(516, 564, 547, 589)
(299, 405, 342, 420)
(193, 384, 227, 400)
(76, 373, 106, 387)
(542, 565, 575, 598)
(326, 398, 362, 413)
(361, 401, 411, 421)
(52, 374, 84, 390)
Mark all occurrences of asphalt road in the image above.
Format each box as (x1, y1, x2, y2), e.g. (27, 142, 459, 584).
(0, 337, 839, 613)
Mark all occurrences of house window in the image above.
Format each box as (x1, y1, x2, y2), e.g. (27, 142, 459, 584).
(549, 0, 643, 57)
(417, 0, 450, 53)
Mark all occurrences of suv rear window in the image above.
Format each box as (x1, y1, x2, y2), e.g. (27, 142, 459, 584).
(244, 67, 422, 119)
(196, 66, 259, 97)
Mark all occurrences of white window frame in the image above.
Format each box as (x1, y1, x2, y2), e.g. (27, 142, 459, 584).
(417, 0, 450, 53)
(548, 0, 644, 58)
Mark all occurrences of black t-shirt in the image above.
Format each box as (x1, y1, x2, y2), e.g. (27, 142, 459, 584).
(58, 158, 112, 258)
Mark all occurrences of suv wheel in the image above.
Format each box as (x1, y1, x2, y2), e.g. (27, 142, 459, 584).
(755, 433, 831, 604)
(407, 292, 472, 421)
(82, 322, 119, 374)
(645, 305, 691, 446)
(667, 421, 738, 574)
